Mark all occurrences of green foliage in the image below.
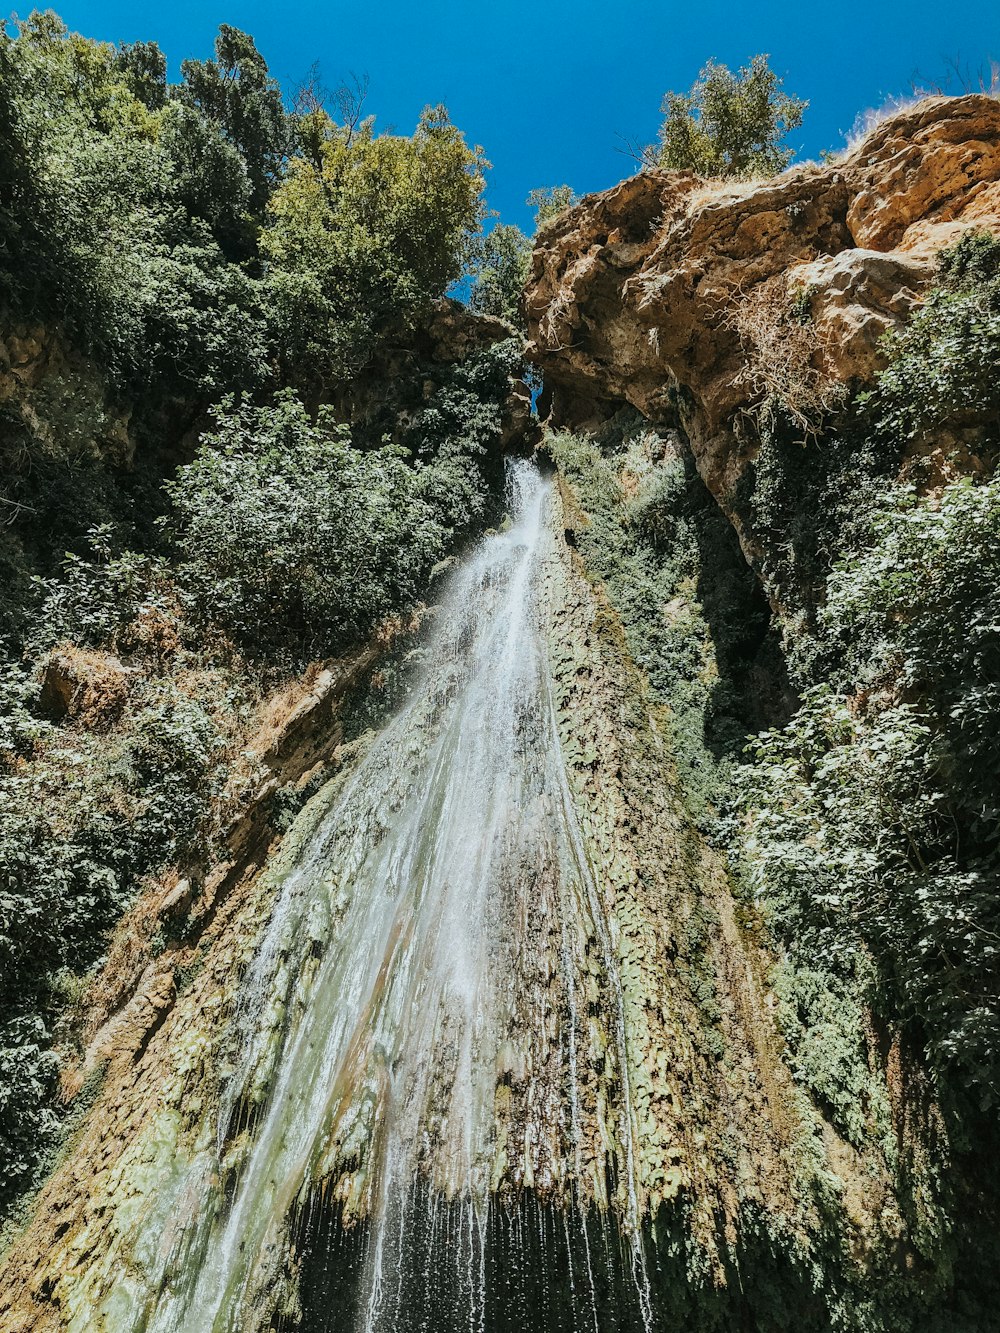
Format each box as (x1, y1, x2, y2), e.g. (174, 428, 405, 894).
(824, 475, 1000, 883)
(727, 233, 1000, 1170)
(178, 24, 289, 211)
(772, 959, 880, 1148)
(0, 7, 510, 655)
(0, 10, 515, 1224)
(740, 412, 898, 635)
(261, 106, 486, 383)
(861, 230, 1000, 446)
(737, 693, 927, 1119)
(0, 14, 488, 401)
(0, 1017, 60, 1210)
(0, 436, 172, 650)
(165, 357, 505, 660)
(526, 185, 579, 228)
(652, 54, 807, 178)
(138, 226, 272, 396)
(30, 531, 171, 655)
(113, 40, 167, 110)
(0, 12, 162, 364)
(0, 671, 223, 1212)
(157, 102, 252, 239)
(737, 235, 1000, 654)
(469, 223, 531, 326)
(739, 475, 1000, 1116)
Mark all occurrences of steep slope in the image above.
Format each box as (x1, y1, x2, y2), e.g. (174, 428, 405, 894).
(523, 92, 1000, 1331)
(0, 466, 946, 1333)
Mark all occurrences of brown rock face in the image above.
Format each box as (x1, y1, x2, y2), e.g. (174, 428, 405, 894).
(38, 648, 137, 727)
(525, 95, 1000, 518)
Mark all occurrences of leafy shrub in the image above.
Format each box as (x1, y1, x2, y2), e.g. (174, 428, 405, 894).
(0, 665, 51, 765)
(166, 386, 493, 661)
(526, 185, 579, 227)
(0, 1017, 60, 1210)
(137, 228, 272, 397)
(863, 230, 1000, 447)
(738, 474, 1000, 1113)
(738, 409, 898, 638)
(0, 681, 221, 992)
(0, 674, 224, 1213)
(31, 527, 173, 656)
(824, 475, 1000, 855)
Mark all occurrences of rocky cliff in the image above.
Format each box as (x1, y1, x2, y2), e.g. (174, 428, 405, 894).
(526, 94, 1000, 548)
(3, 89, 1000, 1333)
(522, 92, 1000, 1330)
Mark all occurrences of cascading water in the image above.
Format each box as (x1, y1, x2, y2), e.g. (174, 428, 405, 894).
(113, 461, 654, 1333)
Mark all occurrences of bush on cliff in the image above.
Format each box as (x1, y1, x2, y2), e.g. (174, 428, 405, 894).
(862, 229, 1000, 447)
(739, 435, 1000, 1125)
(728, 234, 1000, 1150)
(651, 54, 807, 178)
(166, 343, 514, 663)
(0, 664, 226, 1213)
(526, 185, 579, 227)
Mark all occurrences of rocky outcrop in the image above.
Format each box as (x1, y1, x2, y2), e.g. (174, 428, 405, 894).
(38, 648, 138, 727)
(0, 322, 133, 465)
(525, 95, 1000, 518)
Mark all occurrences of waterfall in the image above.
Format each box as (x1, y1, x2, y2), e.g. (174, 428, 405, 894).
(122, 461, 652, 1333)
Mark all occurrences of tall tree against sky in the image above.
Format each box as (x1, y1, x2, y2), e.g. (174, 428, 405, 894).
(650, 54, 807, 177)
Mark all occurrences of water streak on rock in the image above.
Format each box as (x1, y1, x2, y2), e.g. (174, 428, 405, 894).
(124, 462, 650, 1332)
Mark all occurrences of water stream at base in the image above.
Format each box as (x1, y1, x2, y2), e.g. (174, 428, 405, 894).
(134, 461, 653, 1333)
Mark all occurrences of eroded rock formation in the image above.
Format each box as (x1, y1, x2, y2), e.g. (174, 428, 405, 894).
(525, 94, 1000, 519)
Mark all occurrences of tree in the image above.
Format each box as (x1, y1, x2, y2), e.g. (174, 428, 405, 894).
(527, 185, 579, 228)
(113, 40, 167, 110)
(261, 105, 486, 382)
(470, 223, 531, 326)
(159, 102, 253, 241)
(179, 25, 289, 209)
(652, 54, 806, 179)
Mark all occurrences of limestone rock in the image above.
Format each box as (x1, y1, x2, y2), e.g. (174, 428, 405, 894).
(525, 94, 1000, 523)
(38, 648, 137, 727)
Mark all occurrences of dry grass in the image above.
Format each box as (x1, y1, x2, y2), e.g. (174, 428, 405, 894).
(722, 274, 846, 438)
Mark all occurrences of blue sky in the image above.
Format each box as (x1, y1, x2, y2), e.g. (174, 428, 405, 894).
(52, 0, 1000, 233)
